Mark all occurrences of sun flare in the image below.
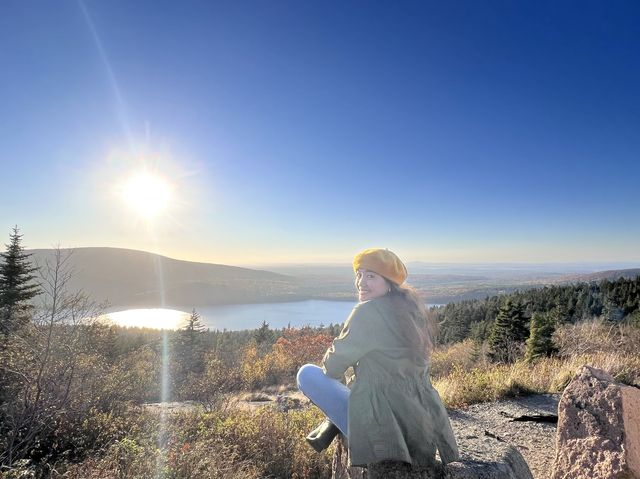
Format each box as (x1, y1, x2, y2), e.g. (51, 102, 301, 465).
(119, 170, 173, 219)
(105, 309, 190, 330)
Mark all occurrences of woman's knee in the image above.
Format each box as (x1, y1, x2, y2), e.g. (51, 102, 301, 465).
(296, 363, 323, 391)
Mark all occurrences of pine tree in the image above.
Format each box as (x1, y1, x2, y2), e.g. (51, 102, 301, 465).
(0, 226, 40, 336)
(172, 308, 207, 392)
(525, 312, 557, 363)
(253, 320, 274, 344)
(252, 320, 276, 354)
(603, 295, 624, 322)
(552, 303, 570, 325)
(488, 299, 528, 363)
(183, 308, 206, 357)
(469, 320, 490, 343)
(182, 308, 206, 341)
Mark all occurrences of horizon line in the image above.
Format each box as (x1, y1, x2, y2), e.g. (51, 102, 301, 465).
(23, 246, 640, 269)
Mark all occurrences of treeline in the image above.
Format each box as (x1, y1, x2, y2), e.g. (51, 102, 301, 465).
(113, 319, 341, 373)
(435, 275, 640, 345)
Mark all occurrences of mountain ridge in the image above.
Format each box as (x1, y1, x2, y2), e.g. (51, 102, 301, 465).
(26, 247, 300, 309)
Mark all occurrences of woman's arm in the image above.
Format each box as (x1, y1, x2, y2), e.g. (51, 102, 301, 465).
(321, 301, 385, 380)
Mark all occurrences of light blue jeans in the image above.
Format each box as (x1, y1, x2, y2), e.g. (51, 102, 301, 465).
(296, 364, 350, 436)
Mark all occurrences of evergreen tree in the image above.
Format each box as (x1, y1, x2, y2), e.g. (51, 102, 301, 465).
(603, 296, 624, 322)
(525, 312, 557, 363)
(177, 308, 207, 370)
(171, 309, 207, 398)
(254, 320, 275, 345)
(469, 320, 491, 343)
(183, 308, 206, 338)
(488, 299, 528, 363)
(0, 226, 40, 336)
(551, 303, 570, 325)
(488, 301, 512, 363)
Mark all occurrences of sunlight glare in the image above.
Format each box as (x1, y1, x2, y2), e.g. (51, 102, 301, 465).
(105, 309, 190, 330)
(119, 170, 173, 220)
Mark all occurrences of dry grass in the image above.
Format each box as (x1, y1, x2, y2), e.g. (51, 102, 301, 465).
(554, 317, 640, 356)
(432, 354, 639, 409)
(432, 318, 640, 409)
(430, 339, 488, 378)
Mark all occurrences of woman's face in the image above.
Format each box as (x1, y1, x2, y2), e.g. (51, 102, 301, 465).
(355, 268, 390, 302)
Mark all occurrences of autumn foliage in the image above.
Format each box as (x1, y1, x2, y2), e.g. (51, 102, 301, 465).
(241, 327, 333, 389)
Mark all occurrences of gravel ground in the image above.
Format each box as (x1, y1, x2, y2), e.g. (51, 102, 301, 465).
(448, 394, 560, 479)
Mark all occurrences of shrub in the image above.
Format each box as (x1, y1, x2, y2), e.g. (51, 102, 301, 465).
(57, 404, 332, 479)
(181, 354, 242, 411)
(240, 328, 333, 389)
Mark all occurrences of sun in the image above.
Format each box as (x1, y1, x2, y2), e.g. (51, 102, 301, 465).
(119, 170, 173, 219)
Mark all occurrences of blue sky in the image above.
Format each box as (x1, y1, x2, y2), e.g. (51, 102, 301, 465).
(1, 1, 639, 264)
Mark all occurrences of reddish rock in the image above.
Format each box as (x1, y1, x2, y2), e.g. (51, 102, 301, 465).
(551, 365, 640, 479)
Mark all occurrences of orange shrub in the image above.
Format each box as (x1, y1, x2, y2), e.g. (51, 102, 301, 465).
(240, 328, 333, 389)
(272, 327, 334, 369)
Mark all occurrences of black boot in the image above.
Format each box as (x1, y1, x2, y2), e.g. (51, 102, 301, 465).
(305, 418, 340, 452)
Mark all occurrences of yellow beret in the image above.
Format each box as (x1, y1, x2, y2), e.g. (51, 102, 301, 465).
(352, 248, 407, 285)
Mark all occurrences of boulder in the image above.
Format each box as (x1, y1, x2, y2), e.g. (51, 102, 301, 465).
(551, 365, 640, 479)
(442, 430, 533, 479)
(332, 430, 533, 479)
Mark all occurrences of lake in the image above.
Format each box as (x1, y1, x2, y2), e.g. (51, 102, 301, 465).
(106, 300, 358, 331)
(106, 300, 444, 331)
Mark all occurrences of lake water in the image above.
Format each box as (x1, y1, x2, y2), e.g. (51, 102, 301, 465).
(106, 300, 358, 331)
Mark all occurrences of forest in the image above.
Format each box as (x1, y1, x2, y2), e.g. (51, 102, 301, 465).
(435, 276, 640, 344)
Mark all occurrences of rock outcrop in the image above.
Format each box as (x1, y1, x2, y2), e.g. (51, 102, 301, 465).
(551, 365, 640, 479)
(332, 430, 534, 479)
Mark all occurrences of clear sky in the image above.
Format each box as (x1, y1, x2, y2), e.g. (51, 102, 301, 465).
(1, 1, 639, 265)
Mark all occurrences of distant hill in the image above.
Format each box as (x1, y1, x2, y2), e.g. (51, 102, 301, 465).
(26, 247, 303, 310)
(559, 268, 640, 283)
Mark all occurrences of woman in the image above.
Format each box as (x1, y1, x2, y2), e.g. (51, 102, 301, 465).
(296, 248, 459, 469)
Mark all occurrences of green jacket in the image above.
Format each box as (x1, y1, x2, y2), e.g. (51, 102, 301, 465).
(322, 296, 459, 467)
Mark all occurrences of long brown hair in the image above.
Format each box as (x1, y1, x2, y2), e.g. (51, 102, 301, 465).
(387, 282, 435, 359)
